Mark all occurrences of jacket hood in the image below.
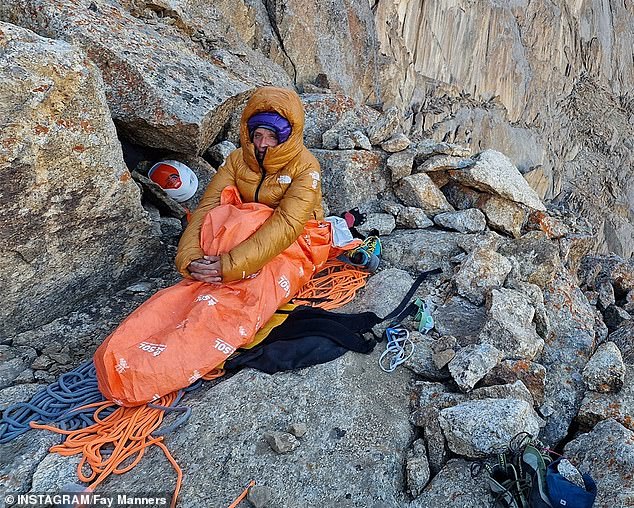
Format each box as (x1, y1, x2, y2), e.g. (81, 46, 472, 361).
(240, 86, 305, 173)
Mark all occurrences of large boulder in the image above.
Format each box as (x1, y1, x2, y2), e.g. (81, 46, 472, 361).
(381, 230, 469, 273)
(20, 352, 414, 507)
(564, 419, 634, 508)
(313, 149, 390, 213)
(0, 0, 290, 153)
(449, 150, 546, 211)
(438, 398, 544, 458)
(0, 22, 159, 336)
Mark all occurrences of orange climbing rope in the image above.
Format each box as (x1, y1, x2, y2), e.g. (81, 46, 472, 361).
(294, 258, 370, 310)
(30, 393, 183, 508)
(227, 480, 256, 508)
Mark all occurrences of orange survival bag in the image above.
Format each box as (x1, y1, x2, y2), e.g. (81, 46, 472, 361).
(94, 187, 331, 406)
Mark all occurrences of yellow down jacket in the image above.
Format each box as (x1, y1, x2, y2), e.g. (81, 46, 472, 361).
(175, 86, 325, 281)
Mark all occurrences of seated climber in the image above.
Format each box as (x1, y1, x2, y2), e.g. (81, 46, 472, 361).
(94, 85, 381, 407)
(175, 86, 325, 283)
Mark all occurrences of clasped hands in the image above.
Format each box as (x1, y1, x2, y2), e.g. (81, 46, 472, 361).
(188, 255, 222, 283)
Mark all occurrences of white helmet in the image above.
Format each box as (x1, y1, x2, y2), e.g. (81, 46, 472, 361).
(148, 160, 198, 202)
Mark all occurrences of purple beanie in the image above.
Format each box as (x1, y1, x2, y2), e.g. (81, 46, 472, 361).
(247, 112, 292, 143)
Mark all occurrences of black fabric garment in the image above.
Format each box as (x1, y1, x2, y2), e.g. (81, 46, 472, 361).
(224, 312, 377, 373)
(224, 268, 442, 374)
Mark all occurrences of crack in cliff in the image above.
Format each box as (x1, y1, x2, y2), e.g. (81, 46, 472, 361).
(262, 0, 297, 86)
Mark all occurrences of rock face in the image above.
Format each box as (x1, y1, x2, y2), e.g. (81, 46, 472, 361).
(2, 0, 631, 256)
(0, 22, 159, 336)
(373, 1, 634, 257)
(215, 0, 381, 104)
(0, 0, 291, 154)
(16, 352, 414, 507)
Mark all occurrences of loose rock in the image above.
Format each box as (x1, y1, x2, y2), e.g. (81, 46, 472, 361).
(453, 249, 512, 305)
(448, 150, 546, 211)
(582, 341, 626, 393)
(479, 288, 544, 360)
(366, 106, 400, 145)
(394, 173, 455, 217)
(438, 398, 544, 457)
(448, 344, 503, 392)
(381, 133, 411, 152)
(434, 209, 487, 233)
(247, 485, 274, 508)
(263, 431, 300, 454)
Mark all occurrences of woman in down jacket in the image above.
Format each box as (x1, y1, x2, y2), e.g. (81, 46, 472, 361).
(175, 86, 324, 282)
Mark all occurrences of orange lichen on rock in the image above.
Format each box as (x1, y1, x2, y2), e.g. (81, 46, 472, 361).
(80, 120, 94, 133)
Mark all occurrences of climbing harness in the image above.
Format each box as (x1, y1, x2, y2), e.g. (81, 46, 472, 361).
(379, 327, 414, 373)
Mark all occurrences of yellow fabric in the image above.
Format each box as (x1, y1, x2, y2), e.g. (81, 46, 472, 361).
(175, 86, 324, 281)
(214, 303, 296, 369)
(243, 303, 296, 349)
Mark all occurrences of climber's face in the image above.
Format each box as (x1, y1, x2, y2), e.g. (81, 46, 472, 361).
(253, 128, 279, 160)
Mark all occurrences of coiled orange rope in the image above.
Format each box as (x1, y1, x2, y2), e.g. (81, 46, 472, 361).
(294, 259, 370, 310)
(30, 393, 183, 508)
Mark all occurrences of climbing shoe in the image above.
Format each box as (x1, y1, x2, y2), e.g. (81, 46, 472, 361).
(487, 456, 530, 508)
(338, 236, 381, 272)
(522, 444, 553, 508)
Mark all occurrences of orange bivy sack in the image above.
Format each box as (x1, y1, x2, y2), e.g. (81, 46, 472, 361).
(94, 187, 331, 406)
